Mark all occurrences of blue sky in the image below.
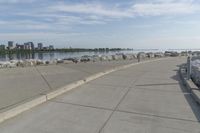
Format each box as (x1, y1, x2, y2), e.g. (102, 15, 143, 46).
(0, 0, 200, 49)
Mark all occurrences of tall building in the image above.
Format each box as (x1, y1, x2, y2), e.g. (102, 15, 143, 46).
(8, 41, 14, 49)
(49, 45, 54, 50)
(0, 44, 5, 50)
(24, 42, 34, 50)
(24, 43, 31, 50)
(16, 43, 21, 50)
(15, 44, 25, 50)
(20, 45, 25, 50)
(29, 42, 34, 50)
(38, 43, 43, 50)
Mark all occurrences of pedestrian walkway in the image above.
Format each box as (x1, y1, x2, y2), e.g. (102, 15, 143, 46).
(0, 57, 200, 133)
(0, 60, 135, 111)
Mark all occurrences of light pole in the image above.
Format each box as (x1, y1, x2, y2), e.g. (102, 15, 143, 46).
(187, 56, 191, 80)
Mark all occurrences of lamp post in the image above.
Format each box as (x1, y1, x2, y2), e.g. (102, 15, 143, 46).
(187, 56, 191, 80)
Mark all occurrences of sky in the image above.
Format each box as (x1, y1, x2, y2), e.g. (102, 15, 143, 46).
(0, 0, 200, 49)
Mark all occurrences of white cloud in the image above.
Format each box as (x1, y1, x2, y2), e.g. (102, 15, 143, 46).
(55, 15, 107, 25)
(46, 1, 200, 19)
(0, 20, 51, 30)
(0, 32, 88, 48)
(140, 36, 200, 49)
(0, 15, 104, 34)
(0, 0, 36, 4)
(2, 0, 199, 30)
(0, 20, 7, 24)
(130, 1, 199, 16)
(48, 3, 132, 18)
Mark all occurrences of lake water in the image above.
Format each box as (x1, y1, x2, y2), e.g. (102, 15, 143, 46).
(0, 49, 192, 61)
(0, 51, 131, 61)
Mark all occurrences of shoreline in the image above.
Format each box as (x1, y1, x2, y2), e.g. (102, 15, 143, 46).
(0, 50, 193, 62)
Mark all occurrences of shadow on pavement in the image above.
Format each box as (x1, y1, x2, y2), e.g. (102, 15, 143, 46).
(136, 83, 179, 87)
(172, 64, 200, 122)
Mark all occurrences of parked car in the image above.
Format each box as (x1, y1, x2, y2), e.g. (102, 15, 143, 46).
(146, 52, 155, 58)
(164, 51, 179, 57)
(80, 55, 91, 62)
(56, 59, 64, 64)
(63, 57, 79, 63)
(92, 55, 100, 62)
(154, 52, 164, 57)
(137, 52, 146, 59)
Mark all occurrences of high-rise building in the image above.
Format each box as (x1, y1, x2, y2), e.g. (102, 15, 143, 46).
(49, 45, 54, 50)
(8, 41, 14, 49)
(16, 43, 21, 50)
(24, 42, 34, 50)
(0, 44, 5, 50)
(15, 44, 24, 50)
(24, 43, 31, 50)
(38, 43, 43, 50)
(29, 42, 34, 50)
(18, 44, 24, 50)
(43, 47, 49, 50)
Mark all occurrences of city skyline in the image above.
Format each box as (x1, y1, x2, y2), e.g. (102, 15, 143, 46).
(0, 0, 200, 49)
(0, 41, 54, 50)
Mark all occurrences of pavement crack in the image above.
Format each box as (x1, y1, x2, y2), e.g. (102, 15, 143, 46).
(136, 83, 179, 87)
(34, 66, 53, 90)
(116, 109, 200, 123)
(49, 100, 114, 112)
(98, 72, 145, 133)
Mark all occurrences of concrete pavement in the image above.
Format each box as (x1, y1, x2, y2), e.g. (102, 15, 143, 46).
(0, 60, 136, 111)
(0, 57, 200, 133)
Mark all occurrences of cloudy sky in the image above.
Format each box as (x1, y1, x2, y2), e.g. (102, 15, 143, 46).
(0, 0, 200, 49)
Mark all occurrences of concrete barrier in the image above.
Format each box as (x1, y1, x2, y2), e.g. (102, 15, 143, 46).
(179, 66, 200, 105)
(0, 57, 169, 124)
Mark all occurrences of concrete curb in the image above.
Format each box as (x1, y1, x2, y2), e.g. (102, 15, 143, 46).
(0, 95, 47, 123)
(46, 80, 85, 100)
(179, 66, 200, 105)
(0, 57, 168, 124)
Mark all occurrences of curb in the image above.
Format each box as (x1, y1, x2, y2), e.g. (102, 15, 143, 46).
(0, 95, 46, 123)
(0, 57, 168, 123)
(179, 66, 200, 105)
